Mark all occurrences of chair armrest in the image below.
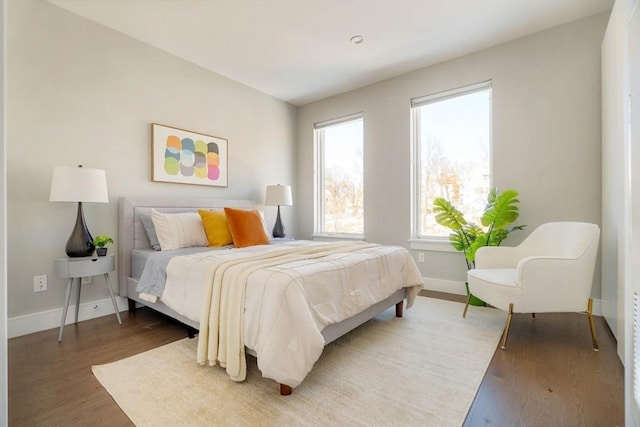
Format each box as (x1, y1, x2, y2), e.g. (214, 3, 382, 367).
(517, 256, 594, 312)
(475, 246, 524, 269)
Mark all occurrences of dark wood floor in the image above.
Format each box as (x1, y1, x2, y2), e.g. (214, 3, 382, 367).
(8, 308, 188, 426)
(452, 292, 625, 427)
(8, 292, 624, 426)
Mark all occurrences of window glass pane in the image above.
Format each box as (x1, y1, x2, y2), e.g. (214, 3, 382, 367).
(317, 118, 363, 234)
(415, 86, 491, 238)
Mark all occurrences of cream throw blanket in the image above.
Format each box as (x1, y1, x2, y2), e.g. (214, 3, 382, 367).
(163, 241, 423, 388)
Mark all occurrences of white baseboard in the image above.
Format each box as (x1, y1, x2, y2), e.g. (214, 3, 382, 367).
(422, 277, 467, 296)
(593, 299, 603, 317)
(8, 296, 128, 339)
(420, 276, 603, 316)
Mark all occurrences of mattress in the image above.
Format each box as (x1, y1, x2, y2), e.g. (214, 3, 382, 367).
(133, 240, 291, 288)
(131, 249, 154, 280)
(134, 246, 230, 296)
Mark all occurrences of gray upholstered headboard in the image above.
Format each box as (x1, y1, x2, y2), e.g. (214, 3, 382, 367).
(117, 196, 259, 296)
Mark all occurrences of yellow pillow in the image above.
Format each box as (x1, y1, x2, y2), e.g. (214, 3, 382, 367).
(223, 207, 270, 248)
(198, 209, 233, 247)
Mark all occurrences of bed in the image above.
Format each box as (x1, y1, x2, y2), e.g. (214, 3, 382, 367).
(118, 196, 423, 395)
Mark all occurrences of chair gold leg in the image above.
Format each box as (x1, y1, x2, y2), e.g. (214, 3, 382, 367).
(500, 303, 514, 350)
(463, 291, 472, 318)
(587, 297, 599, 351)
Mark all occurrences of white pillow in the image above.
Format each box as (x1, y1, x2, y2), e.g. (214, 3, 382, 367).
(257, 210, 272, 239)
(151, 209, 208, 250)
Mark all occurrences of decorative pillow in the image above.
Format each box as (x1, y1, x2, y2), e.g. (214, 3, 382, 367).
(198, 209, 233, 247)
(150, 209, 208, 251)
(224, 207, 270, 248)
(139, 213, 161, 251)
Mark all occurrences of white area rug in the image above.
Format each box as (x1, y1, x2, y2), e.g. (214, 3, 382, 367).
(92, 297, 504, 426)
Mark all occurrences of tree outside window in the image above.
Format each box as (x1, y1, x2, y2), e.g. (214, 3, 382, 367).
(412, 82, 492, 239)
(315, 115, 364, 235)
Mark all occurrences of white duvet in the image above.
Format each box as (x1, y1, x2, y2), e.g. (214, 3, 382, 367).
(160, 240, 423, 388)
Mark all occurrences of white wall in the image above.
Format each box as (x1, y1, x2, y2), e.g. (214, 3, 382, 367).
(7, 0, 297, 324)
(297, 13, 608, 296)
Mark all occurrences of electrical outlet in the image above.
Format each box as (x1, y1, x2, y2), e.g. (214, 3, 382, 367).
(81, 276, 92, 285)
(34, 275, 47, 292)
(418, 252, 425, 263)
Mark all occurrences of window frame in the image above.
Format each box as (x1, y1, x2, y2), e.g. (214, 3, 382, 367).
(409, 81, 493, 250)
(313, 112, 364, 239)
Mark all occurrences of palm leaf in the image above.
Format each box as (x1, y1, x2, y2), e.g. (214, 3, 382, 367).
(463, 225, 485, 262)
(448, 224, 482, 253)
(481, 189, 520, 229)
(466, 242, 481, 263)
(448, 229, 469, 252)
(463, 223, 484, 241)
(433, 198, 467, 230)
(432, 189, 525, 270)
(488, 229, 508, 246)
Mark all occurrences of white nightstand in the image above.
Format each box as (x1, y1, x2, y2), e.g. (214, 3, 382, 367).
(54, 254, 122, 342)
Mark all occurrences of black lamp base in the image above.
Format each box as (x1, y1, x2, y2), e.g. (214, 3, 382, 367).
(65, 202, 95, 257)
(272, 205, 286, 238)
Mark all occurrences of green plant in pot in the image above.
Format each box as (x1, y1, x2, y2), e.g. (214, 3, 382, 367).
(93, 234, 114, 257)
(433, 188, 525, 306)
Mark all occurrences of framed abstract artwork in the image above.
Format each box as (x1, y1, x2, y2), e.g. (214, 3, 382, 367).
(151, 123, 228, 187)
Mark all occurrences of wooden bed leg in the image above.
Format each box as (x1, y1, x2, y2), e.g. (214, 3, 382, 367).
(128, 298, 136, 313)
(395, 301, 404, 318)
(280, 384, 292, 396)
(186, 326, 198, 339)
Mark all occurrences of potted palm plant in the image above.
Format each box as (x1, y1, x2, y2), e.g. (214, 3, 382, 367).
(433, 188, 525, 305)
(93, 234, 114, 257)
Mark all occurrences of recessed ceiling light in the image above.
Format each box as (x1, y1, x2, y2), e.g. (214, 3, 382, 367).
(350, 35, 364, 45)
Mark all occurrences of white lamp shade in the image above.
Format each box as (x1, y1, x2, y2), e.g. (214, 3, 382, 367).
(49, 166, 109, 203)
(265, 184, 293, 206)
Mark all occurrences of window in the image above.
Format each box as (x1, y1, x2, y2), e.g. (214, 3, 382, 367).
(411, 81, 492, 242)
(314, 113, 364, 236)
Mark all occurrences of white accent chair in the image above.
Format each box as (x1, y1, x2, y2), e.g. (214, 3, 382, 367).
(464, 222, 600, 350)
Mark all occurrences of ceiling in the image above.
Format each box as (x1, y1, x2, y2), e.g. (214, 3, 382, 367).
(47, 0, 613, 106)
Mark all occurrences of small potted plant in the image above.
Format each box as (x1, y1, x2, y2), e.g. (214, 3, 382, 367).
(93, 234, 114, 256)
(433, 188, 525, 305)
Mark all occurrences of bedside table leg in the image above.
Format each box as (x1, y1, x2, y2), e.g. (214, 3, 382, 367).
(58, 279, 74, 342)
(74, 277, 81, 323)
(104, 274, 122, 325)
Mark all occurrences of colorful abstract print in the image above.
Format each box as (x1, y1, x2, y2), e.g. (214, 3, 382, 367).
(164, 135, 221, 181)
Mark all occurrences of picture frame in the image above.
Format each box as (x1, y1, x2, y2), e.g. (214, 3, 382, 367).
(151, 123, 228, 187)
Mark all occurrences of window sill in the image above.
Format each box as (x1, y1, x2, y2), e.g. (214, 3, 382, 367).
(408, 238, 458, 252)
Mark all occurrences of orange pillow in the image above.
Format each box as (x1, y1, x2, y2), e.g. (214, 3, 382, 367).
(223, 208, 270, 248)
(198, 210, 233, 247)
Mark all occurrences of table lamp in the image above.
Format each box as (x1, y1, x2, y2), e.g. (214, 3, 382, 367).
(49, 165, 109, 257)
(265, 184, 293, 238)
